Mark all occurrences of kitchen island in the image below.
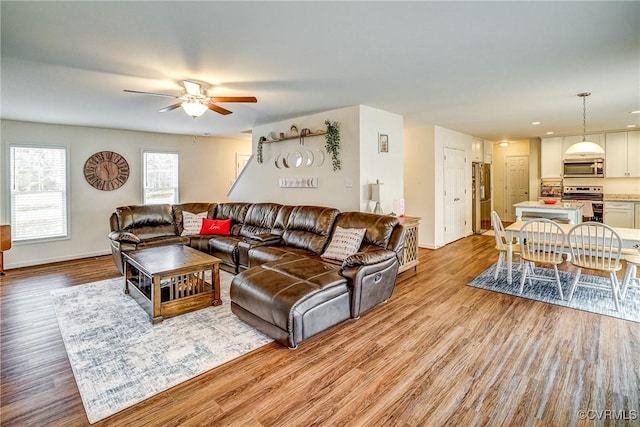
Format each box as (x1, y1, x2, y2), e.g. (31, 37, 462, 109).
(513, 201, 584, 224)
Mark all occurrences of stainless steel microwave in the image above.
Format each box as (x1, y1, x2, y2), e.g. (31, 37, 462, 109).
(563, 158, 604, 178)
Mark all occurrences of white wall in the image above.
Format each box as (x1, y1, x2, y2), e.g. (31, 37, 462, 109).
(403, 125, 436, 247)
(358, 105, 404, 213)
(0, 120, 250, 269)
(229, 105, 404, 213)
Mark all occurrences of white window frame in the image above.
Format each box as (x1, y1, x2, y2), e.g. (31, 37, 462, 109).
(8, 143, 71, 244)
(142, 149, 179, 204)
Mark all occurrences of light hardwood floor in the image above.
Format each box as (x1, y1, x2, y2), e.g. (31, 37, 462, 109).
(1, 235, 639, 426)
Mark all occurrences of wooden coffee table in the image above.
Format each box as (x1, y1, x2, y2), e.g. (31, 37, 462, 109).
(123, 245, 222, 323)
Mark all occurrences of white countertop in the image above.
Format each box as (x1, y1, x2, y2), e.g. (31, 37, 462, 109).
(513, 201, 584, 210)
(604, 194, 640, 202)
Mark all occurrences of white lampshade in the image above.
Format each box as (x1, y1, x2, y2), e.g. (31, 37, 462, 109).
(565, 141, 604, 156)
(181, 101, 208, 118)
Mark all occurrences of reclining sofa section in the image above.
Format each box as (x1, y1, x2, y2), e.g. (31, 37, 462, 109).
(108, 202, 406, 348)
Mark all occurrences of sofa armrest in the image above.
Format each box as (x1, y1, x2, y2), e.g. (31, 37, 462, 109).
(248, 233, 282, 244)
(108, 230, 141, 244)
(340, 249, 399, 318)
(342, 248, 396, 269)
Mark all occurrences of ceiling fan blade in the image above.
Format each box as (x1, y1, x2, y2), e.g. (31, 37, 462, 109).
(158, 103, 182, 113)
(183, 80, 201, 96)
(210, 96, 257, 103)
(124, 89, 178, 99)
(208, 103, 233, 115)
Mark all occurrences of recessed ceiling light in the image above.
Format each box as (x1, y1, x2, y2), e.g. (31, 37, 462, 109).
(630, 110, 640, 114)
(627, 124, 638, 128)
(499, 141, 509, 147)
(531, 121, 541, 125)
(546, 131, 555, 135)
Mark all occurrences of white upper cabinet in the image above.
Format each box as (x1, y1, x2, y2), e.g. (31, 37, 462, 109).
(562, 134, 605, 159)
(471, 138, 483, 162)
(483, 140, 493, 164)
(606, 131, 640, 178)
(541, 137, 563, 178)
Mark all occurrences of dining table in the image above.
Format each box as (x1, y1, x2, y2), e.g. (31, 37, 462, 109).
(503, 221, 640, 285)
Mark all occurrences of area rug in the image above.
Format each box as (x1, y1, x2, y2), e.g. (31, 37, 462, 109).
(468, 264, 639, 323)
(50, 271, 274, 424)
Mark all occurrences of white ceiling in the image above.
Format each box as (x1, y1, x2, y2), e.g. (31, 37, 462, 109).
(2, 1, 639, 141)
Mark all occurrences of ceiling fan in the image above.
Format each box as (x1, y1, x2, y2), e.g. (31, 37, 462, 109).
(124, 80, 257, 118)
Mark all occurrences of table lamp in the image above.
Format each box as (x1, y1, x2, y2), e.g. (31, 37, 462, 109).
(370, 179, 383, 214)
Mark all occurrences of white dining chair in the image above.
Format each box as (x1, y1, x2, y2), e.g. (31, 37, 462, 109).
(518, 218, 566, 299)
(567, 222, 623, 311)
(491, 211, 521, 280)
(621, 252, 640, 300)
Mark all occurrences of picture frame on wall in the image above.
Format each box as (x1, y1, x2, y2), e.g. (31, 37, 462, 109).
(378, 133, 389, 153)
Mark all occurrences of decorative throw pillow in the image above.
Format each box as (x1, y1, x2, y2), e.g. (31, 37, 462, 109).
(321, 226, 366, 261)
(200, 218, 232, 235)
(181, 211, 208, 236)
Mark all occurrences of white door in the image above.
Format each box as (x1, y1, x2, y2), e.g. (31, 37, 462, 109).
(443, 147, 467, 244)
(505, 155, 529, 222)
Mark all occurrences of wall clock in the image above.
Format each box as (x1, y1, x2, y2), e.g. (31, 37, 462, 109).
(83, 151, 130, 191)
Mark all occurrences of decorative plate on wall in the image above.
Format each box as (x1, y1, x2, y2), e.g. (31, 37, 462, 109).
(83, 151, 130, 191)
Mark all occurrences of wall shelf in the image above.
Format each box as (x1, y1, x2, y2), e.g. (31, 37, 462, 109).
(262, 130, 326, 143)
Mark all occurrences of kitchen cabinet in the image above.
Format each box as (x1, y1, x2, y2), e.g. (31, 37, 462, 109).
(604, 201, 634, 228)
(483, 140, 493, 164)
(470, 137, 492, 164)
(471, 138, 483, 162)
(541, 137, 563, 178)
(605, 131, 640, 178)
(636, 203, 640, 229)
(562, 134, 604, 159)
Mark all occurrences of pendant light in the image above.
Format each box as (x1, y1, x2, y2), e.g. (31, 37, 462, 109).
(565, 92, 604, 156)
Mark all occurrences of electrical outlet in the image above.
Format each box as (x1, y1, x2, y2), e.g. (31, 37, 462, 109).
(345, 179, 353, 188)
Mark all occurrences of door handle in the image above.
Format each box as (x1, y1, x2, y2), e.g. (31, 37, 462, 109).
(454, 198, 460, 201)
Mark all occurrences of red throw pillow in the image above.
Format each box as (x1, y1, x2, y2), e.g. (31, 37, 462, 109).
(200, 218, 231, 235)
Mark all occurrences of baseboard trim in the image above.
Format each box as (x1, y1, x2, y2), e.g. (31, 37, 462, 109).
(5, 250, 111, 270)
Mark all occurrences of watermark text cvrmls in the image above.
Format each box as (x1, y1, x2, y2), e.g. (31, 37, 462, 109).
(577, 409, 638, 421)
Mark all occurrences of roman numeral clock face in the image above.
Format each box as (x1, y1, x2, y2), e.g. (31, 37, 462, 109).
(83, 151, 130, 191)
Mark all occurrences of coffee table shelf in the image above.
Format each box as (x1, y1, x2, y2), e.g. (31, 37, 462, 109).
(123, 245, 222, 323)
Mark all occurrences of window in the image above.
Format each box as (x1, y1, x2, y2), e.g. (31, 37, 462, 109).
(143, 150, 179, 204)
(9, 144, 69, 242)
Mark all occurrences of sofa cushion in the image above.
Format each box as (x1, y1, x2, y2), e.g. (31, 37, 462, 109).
(173, 203, 217, 235)
(333, 212, 399, 249)
(215, 202, 251, 235)
(116, 204, 176, 239)
(321, 226, 366, 261)
(181, 211, 207, 236)
(239, 203, 282, 238)
(209, 235, 242, 266)
(281, 206, 340, 254)
(200, 218, 231, 235)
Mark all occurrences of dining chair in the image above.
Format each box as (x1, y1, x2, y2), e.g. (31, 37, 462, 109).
(518, 218, 566, 299)
(567, 222, 623, 311)
(621, 251, 640, 300)
(491, 211, 521, 280)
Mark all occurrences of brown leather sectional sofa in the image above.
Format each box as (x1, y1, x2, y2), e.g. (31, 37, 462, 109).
(109, 202, 406, 348)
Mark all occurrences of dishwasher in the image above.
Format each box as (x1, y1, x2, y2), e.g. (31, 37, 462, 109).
(603, 201, 635, 228)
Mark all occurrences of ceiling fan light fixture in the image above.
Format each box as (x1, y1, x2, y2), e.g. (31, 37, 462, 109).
(565, 92, 604, 157)
(181, 100, 208, 119)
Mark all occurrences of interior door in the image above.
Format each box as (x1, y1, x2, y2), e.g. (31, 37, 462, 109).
(505, 155, 529, 222)
(443, 147, 467, 244)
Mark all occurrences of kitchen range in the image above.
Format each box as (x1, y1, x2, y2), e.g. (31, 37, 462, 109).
(562, 185, 603, 223)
